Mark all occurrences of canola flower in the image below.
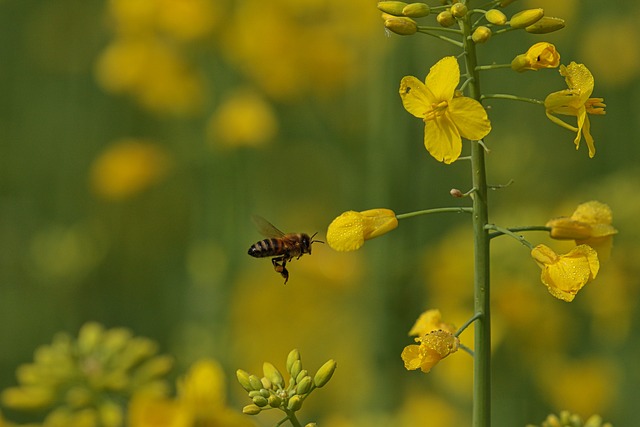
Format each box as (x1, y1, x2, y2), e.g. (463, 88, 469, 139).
(1, 322, 172, 427)
(399, 56, 491, 164)
(511, 42, 560, 72)
(526, 410, 612, 427)
(530, 244, 599, 302)
(326, 209, 398, 252)
(401, 330, 459, 374)
(407, 309, 456, 337)
(545, 62, 606, 158)
(546, 201, 618, 261)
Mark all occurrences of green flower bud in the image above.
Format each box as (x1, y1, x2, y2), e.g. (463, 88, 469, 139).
(436, 10, 456, 27)
(499, 0, 517, 7)
(377, 1, 408, 16)
(268, 394, 282, 408)
(260, 376, 272, 390)
(289, 360, 302, 381)
(236, 369, 253, 392)
(384, 17, 418, 35)
(509, 8, 544, 29)
(286, 349, 301, 374)
(296, 369, 308, 384)
(263, 362, 284, 387)
(485, 9, 507, 25)
(313, 359, 337, 388)
(242, 404, 262, 415)
(450, 3, 467, 18)
(525, 16, 565, 34)
(259, 388, 270, 398)
(252, 395, 268, 407)
(295, 376, 313, 395)
(472, 26, 492, 43)
(305, 424, 317, 427)
(248, 374, 263, 391)
(287, 395, 302, 411)
(248, 390, 261, 398)
(402, 3, 430, 18)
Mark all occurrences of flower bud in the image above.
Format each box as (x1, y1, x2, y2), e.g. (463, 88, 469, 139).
(252, 395, 268, 407)
(248, 374, 262, 391)
(472, 26, 492, 43)
(402, 3, 430, 18)
(450, 188, 464, 198)
(377, 1, 408, 16)
(313, 359, 337, 388)
(260, 376, 272, 389)
(436, 10, 456, 27)
(242, 404, 262, 415)
(509, 8, 544, 29)
(268, 394, 282, 408)
(263, 362, 284, 387)
(236, 369, 253, 392)
(289, 360, 302, 382)
(384, 17, 418, 35)
(485, 9, 507, 25)
(286, 349, 301, 374)
(450, 3, 467, 18)
(305, 424, 318, 427)
(525, 16, 565, 34)
(295, 376, 313, 395)
(499, 0, 517, 7)
(296, 369, 308, 384)
(259, 388, 270, 398)
(287, 395, 303, 411)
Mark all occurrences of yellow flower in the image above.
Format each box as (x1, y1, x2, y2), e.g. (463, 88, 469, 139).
(544, 62, 606, 158)
(408, 309, 456, 337)
(399, 56, 491, 164)
(326, 209, 398, 251)
(401, 330, 459, 373)
(531, 244, 599, 302)
(546, 201, 618, 261)
(89, 138, 172, 201)
(511, 42, 560, 72)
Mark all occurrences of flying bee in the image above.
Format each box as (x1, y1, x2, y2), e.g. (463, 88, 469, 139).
(247, 215, 323, 284)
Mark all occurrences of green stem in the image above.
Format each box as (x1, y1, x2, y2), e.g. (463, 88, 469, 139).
(475, 63, 512, 71)
(485, 224, 541, 248)
(396, 207, 473, 220)
(455, 312, 482, 337)
(460, 13, 491, 427)
(481, 93, 544, 105)
(417, 28, 464, 48)
(283, 411, 302, 427)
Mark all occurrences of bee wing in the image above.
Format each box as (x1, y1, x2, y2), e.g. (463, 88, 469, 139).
(251, 215, 286, 238)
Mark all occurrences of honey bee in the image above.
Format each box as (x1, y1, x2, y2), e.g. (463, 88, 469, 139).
(247, 215, 323, 284)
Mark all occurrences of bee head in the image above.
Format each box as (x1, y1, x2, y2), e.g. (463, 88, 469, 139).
(304, 232, 324, 254)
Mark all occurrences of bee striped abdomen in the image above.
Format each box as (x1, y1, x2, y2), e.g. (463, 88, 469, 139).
(248, 238, 285, 258)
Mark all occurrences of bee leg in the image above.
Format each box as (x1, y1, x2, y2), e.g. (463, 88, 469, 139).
(271, 256, 289, 284)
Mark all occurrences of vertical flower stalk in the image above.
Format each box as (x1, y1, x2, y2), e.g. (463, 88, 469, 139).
(459, 12, 491, 427)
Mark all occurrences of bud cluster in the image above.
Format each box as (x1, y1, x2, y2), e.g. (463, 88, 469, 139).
(526, 410, 612, 427)
(237, 349, 337, 418)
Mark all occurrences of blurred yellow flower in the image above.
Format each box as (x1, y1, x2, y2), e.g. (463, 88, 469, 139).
(326, 209, 398, 251)
(546, 201, 618, 261)
(207, 90, 278, 148)
(401, 330, 459, 374)
(511, 42, 560, 72)
(90, 138, 172, 201)
(531, 244, 599, 302)
(399, 56, 491, 164)
(408, 309, 456, 337)
(544, 62, 606, 158)
(130, 359, 252, 427)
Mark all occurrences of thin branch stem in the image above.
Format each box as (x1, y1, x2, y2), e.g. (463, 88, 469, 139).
(485, 224, 536, 249)
(488, 225, 551, 239)
(476, 63, 512, 71)
(481, 93, 544, 105)
(455, 312, 482, 337)
(396, 207, 473, 220)
(417, 28, 464, 48)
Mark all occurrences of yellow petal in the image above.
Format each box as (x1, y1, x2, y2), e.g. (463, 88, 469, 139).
(424, 114, 461, 164)
(561, 62, 594, 102)
(448, 97, 492, 141)
(581, 115, 596, 158)
(399, 76, 435, 118)
(401, 345, 423, 370)
(425, 56, 459, 102)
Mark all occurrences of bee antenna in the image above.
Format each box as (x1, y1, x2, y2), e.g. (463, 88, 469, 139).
(310, 232, 324, 244)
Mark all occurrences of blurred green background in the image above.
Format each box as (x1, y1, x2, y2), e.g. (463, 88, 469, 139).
(1, 0, 639, 425)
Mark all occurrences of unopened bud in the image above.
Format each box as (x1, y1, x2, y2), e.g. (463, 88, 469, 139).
(450, 189, 464, 198)
(305, 424, 318, 427)
(509, 8, 544, 29)
(295, 376, 313, 395)
(499, 0, 517, 7)
(436, 10, 456, 27)
(252, 395, 268, 407)
(263, 362, 284, 387)
(287, 395, 302, 411)
(313, 359, 337, 388)
(525, 16, 565, 34)
(236, 369, 253, 392)
(268, 394, 282, 408)
(242, 404, 262, 415)
(377, 1, 408, 16)
(485, 9, 507, 25)
(450, 3, 467, 18)
(290, 361, 302, 383)
(260, 376, 272, 389)
(248, 374, 262, 391)
(384, 17, 418, 35)
(296, 369, 308, 384)
(402, 3, 430, 18)
(472, 26, 492, 43)
(286, 349, 301, 374)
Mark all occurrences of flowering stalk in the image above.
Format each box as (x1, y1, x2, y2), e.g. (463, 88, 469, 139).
(459, 12, 491, 427)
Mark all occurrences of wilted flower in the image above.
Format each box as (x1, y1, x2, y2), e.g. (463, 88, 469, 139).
(327, 209, 398, 251)
(511, 42, 560, 72)
(531, 244, 599, 302)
